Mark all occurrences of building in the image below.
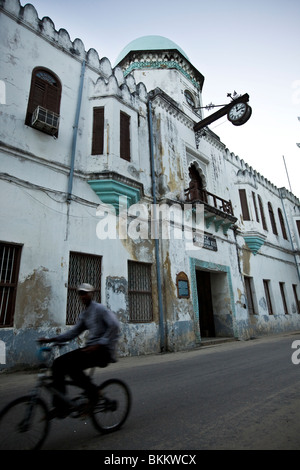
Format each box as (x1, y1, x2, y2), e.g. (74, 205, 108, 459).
(1, 0, 300, 370)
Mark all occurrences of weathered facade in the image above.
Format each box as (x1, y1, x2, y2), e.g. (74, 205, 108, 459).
(1, 0, 300, 370)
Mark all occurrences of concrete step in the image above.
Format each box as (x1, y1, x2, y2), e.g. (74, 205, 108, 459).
(200, 337, 237, 347)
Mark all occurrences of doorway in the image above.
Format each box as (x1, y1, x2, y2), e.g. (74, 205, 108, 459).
(196, 270, 215, 337)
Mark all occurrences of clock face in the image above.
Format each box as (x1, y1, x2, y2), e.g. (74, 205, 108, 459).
(228, 102, 247, 121)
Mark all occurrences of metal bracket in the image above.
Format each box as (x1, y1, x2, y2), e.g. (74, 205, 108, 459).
(194, 93, 250, 132)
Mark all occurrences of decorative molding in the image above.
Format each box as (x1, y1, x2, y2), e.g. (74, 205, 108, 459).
(243, 231, 267, 255)
(88, 176, 142, 213)
(123, 60, 201, 90)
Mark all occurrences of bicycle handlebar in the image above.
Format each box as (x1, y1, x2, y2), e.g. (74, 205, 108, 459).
(36, 341, 69, 363)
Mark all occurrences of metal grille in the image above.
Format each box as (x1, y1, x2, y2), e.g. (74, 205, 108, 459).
(0, 243, 22, 327)
(128, 261, 153, 322)
(66, 252, 102, 325)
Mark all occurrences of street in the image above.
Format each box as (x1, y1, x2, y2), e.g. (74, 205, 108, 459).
(1, 332, 300, 450)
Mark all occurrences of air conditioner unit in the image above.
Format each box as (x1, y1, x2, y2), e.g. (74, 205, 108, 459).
(31, 106, 59, 135)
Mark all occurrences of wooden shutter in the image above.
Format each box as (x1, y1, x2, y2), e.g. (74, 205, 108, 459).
(239, 189, 250, 221)
(252, 192, 260, 222)
(92, 107, 104, 155)
(296, 220, 300, 238)
(25, 68, 61, 130)
(120, 111, 130, 161)
(278, 209, 288, 240)
(268, 202, 278, 235)
(258, 196, 268, 230)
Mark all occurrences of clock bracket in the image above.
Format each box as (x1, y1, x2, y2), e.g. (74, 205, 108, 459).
(194, 93, 250, 132)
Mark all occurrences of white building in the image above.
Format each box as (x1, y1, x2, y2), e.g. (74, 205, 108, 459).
(0, 0, 300, 369)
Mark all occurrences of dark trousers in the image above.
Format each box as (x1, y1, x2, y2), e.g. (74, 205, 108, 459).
(52, 346, 110, 409)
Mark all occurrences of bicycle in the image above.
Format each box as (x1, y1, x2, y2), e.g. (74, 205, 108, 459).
(0, 343, 131, 450)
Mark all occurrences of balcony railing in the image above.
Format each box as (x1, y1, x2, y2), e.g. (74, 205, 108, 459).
(184, 187, 234, 216)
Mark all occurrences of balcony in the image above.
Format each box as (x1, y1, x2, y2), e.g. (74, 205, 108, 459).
(184, 187, 237, 234)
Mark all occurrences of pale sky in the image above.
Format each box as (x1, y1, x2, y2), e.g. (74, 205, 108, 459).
(21, 0, 300, 198)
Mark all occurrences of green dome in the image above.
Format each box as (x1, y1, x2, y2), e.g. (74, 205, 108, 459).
(115, 35, 190, 65)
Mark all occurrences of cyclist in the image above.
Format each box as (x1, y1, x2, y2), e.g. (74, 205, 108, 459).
(39, 283, 120, 417)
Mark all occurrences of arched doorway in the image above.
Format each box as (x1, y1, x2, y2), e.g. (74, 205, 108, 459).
(187, 164, 207, 202)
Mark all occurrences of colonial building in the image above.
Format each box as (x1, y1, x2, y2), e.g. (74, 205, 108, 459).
(1, 0, 300, 369)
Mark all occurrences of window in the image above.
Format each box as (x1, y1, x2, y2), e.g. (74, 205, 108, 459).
(296, 220, 300, 238)
(252, 192, 260, 222)
(184, 90, 195, 108)
(0, 242, 22, 327)
(244, 276, 256, 314)
(120, 111, 130, 161)
(176, 272, 190, 299)
(268, 202, 278, 235)
(128, 261, 153, 322)
(92, 107, 104, 155)
(293, 285, 300, 314)
(279, 282, 289, 314)
(25, 67, 61, 136)
(66, 252, 101, 325)
(258, 196, 268, 230)
(187, 165, 207, 202)
(239, 189, 250, 221)
(263, 280, 273, 315)
(278, 208, 288, 240)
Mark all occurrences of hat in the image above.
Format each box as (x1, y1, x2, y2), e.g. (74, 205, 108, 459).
(77, 283, 95, 293)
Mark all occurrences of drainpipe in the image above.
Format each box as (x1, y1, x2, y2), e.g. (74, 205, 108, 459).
(67, 60, 86, 202)
(148, 99, 165, 352)
(279, 190, 300, 282)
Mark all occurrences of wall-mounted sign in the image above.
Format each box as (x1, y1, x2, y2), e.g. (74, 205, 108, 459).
(176, 272, 190, 299)
(193, 233, 218, 251)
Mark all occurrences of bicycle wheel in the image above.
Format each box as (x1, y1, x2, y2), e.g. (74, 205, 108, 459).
(91, 379, 131, 433)
(0, 395, 50, 450)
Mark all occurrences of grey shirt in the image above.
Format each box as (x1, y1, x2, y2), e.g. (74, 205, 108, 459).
(55, 301, 120, 361)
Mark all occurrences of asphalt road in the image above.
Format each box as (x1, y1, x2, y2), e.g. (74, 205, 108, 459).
(1, 332, 300, 451)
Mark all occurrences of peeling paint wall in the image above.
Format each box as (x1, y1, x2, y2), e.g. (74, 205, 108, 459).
(1, 0, 300, 372)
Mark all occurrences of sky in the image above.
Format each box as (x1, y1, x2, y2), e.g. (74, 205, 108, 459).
(22, 0, 300, 199)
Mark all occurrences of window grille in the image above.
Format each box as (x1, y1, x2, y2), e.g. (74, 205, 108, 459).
(128, 261, 153, 322)
(0, 243, 22, 327)
(66, 252, 101, 325)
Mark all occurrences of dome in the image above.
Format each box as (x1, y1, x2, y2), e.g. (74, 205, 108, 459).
(114, 35, 190, 66)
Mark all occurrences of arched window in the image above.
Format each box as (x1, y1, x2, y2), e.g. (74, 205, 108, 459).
(268, 202, 278, 235)
(184, 90, 195, 108)
(25, 67, 61, 136)
(258, 196, 268, 230)
(278, 208, 288, 240)
(187, 165, 207, 202)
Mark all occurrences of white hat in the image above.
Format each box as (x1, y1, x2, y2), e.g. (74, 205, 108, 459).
(77, 283, 95, 293)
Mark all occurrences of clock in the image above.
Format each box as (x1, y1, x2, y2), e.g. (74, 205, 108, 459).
(227, 102, 252, 126)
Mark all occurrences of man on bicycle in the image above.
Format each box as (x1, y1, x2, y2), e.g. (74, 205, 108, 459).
(39, 283, 120, 417)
